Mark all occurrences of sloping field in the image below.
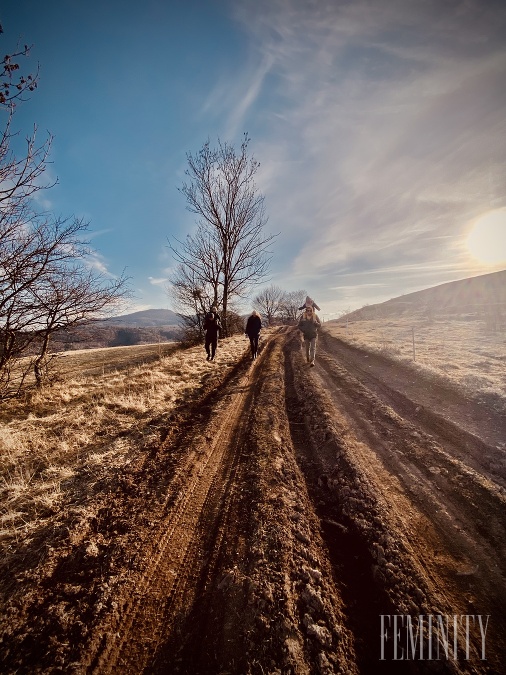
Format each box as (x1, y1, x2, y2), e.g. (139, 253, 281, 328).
(324, 315, 506, 416)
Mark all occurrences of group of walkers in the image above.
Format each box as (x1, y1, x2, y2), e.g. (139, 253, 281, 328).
(202, 295, 322, 366)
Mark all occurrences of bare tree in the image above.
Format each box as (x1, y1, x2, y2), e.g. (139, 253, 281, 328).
(0, 28, 39, 110)
(0, 30, 58, 381)
(0, 29, 130, 396)
(173, 134, 277, 336)
(0, 123, 54, 213)
(0, 216, 86, 378)
(168, 262, 214, 344)
(0, 34, 52, 216)
(168, 222, 223, 334)
(30, 264, 129, 386)
(226, 308, 247, 336)
(253, 284, 284, 325)
(0, 214, 129, 393)
(280, 290, 308, 324)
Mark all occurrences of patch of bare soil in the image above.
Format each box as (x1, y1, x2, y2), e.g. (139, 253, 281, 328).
(1, 327, 505, 673)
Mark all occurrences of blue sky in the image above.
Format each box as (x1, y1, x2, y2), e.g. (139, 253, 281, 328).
(2, 0, 505, 318)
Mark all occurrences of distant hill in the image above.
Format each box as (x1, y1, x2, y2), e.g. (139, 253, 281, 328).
(50, 309, 183, 351)
(98, 308, 183, 327)
(336, 270, 506, 322)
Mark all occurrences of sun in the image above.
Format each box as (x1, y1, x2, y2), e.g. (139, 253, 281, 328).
(466, 208, 506, 265)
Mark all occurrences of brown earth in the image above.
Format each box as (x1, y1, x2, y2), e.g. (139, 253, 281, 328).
(1, 327, 505, 674)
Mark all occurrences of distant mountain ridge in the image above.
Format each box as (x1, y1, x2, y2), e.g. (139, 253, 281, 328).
(102, 271, 506, 327)
(339, 270, 506, 321)
(98, 308, 183, 327)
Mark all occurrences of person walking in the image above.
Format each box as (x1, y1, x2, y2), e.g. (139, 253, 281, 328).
(245, 310, 262, 360)
(203, 306, 221, 361)
(298, 305, 321, 367)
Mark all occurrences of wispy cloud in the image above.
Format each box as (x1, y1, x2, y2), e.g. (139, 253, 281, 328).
(229, 0, 506, 306)
(87, 227, 114, 240)
(202, 54, 274, 140)
(226, 57, 274, 139)
(85, 251, 114, 276)
(148, 276, 168, 286)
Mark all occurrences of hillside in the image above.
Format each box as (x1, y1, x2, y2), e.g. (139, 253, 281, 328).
(338, 269, 506, 321)
(48, 309, 183, 351)
(98, 308, 183, 327)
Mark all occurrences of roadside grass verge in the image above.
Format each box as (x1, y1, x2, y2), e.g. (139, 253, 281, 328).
(0, 335, 250, 552)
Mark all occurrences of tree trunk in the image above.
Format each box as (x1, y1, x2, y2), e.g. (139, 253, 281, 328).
(33, 332, 51, 387)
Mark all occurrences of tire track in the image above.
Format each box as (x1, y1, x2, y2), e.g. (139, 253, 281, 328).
(315, 340, 506, 580)
(285, 329, 504, 672)
(319, 331, 506, 484)
(85, 354, 264, 673)
(151, 333, 360, 674)
(4, 328, 503, 673)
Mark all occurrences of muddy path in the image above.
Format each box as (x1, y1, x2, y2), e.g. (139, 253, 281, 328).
(1, 327, 505, 673)
(293, 330, 506, 673)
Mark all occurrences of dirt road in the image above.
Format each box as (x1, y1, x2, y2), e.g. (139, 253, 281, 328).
(1, 327, 505, 673)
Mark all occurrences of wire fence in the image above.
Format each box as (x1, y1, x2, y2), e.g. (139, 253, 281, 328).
(324, 308, 505, 401)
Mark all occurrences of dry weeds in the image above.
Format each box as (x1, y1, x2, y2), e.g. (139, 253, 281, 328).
(0, 334, 254, 549)
(326, 316, 506, 411)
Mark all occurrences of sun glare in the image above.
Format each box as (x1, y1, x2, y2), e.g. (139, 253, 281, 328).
(466, 208, 506, 265)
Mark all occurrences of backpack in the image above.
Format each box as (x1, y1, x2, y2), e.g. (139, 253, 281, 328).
(204, 311, 221, 331)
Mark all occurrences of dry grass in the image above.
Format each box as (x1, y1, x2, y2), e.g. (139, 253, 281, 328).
(325, 316, 506, 409)
(54, 341, 179, 377)
(0, 334, 254, 549)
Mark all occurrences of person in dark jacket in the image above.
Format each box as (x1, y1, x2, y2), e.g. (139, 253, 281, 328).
(297, 305, 321, 366)
(203, 306, 221, 361)
(245, 310, 262, 360)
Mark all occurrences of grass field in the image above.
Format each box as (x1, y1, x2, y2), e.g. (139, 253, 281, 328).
(55, 341, 179, 377)
(325, 315, 506, 411)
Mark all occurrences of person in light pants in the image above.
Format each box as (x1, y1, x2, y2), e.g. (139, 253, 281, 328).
(297, 305, 321, 367)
